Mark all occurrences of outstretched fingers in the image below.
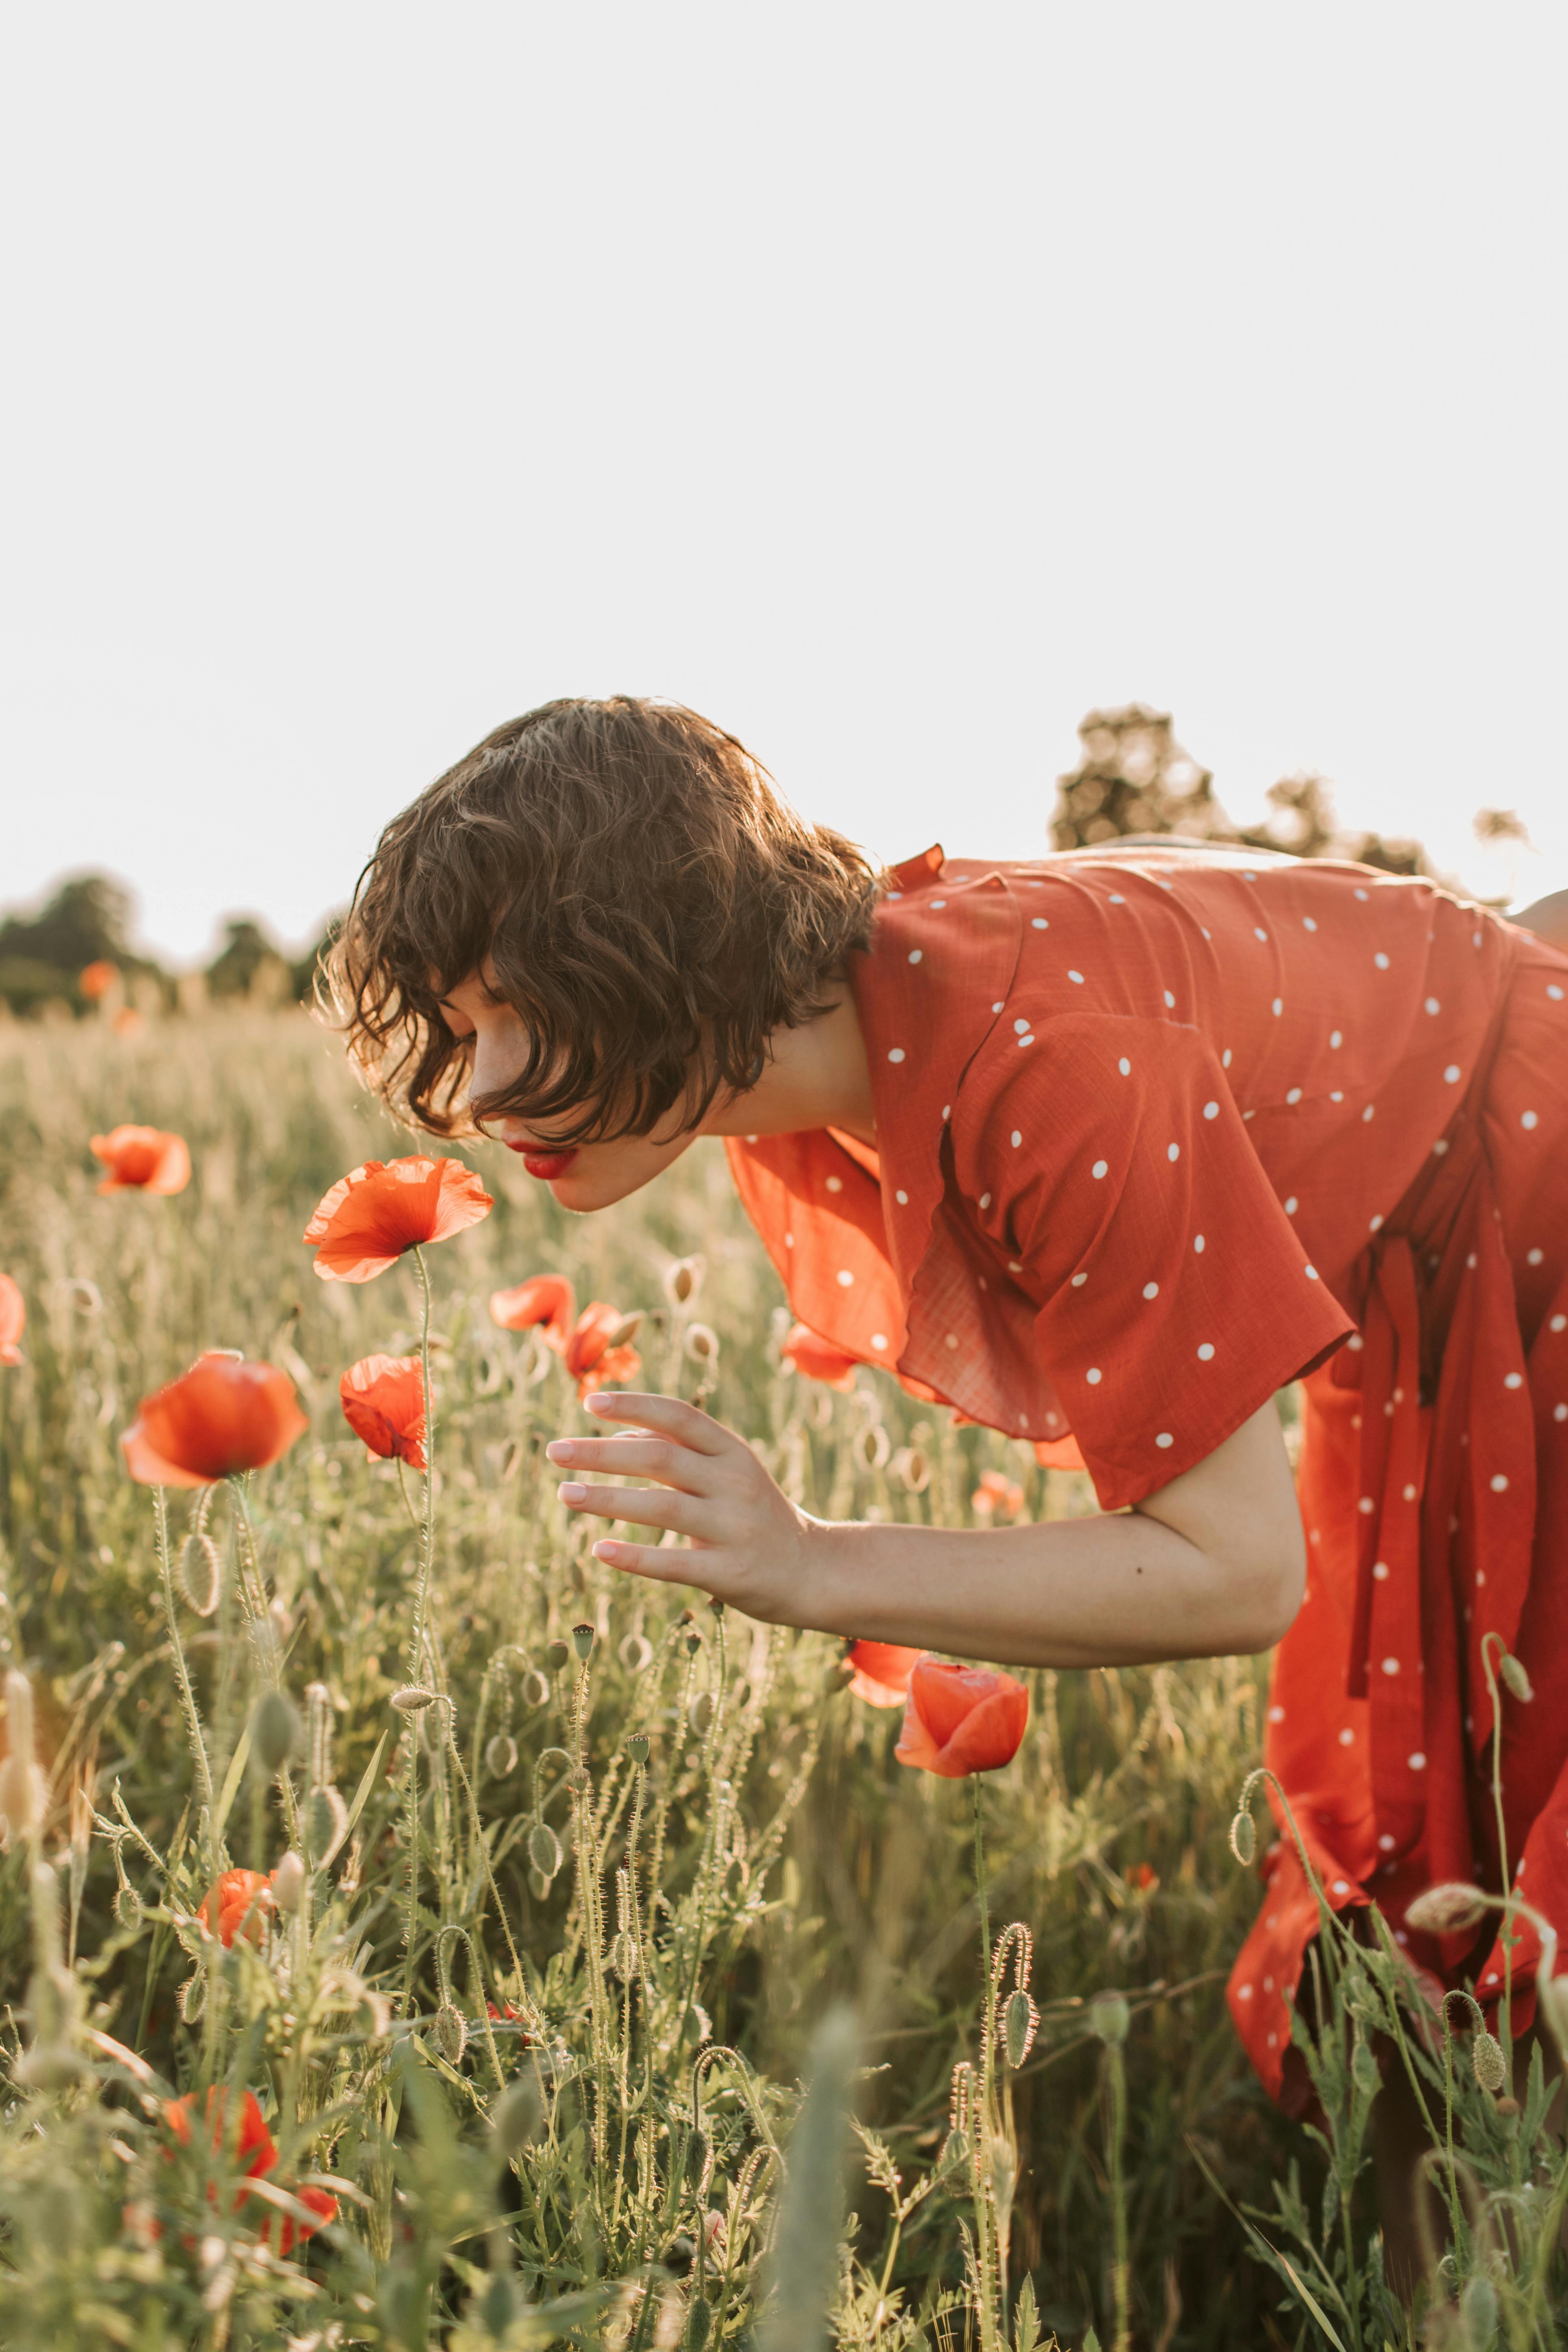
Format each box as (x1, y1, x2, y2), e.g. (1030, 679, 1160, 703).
(582, 1390, 732, 1454)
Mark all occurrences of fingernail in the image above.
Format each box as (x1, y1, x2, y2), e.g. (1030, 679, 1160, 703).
(545, 1442, 573, 1462)
(558, 1482, 588, 1504)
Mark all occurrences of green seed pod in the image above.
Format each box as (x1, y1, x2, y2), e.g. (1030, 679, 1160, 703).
(493, 2071, 544, 2157)
(1351, 2038, 1381, 2097)
(571, 1622, 595, 1661)
(113, 1885, 143, 1932)
(565, 1764, 590, 1793)
(1501, 1652, 1534, 1703)
(528, 1822, 562, 1880)
(179, 1971, 206, 2024)
(251, 1689, 300, 1774)
(1088, 1990, 1130, 2046)
(433, 2004, 467, 2065)
(527, 1867, 552, 1902)
(306, 1783, 349, 1868)
(545, 1639, 571, 1673)
(619, 1633, 655, 1673)
(684, 1629, 703, 1657)
(1459, 2272, 1499, 2350)
(1003, 1988, 1039, 2069)
(1472, 2029, 1507, 2092)
(519, 1669, 551, 1709)
(627, 1733, 651, 1766)
(690, 1691, 715, 1738)
(179, 1532, 222, 1617)
(485, 1734, 519, 1779)
(1228, 1808, 1256, 1866)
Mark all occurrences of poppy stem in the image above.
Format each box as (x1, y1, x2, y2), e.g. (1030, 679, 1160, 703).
(403, 1243, 437, 2017)
(972, 1774, 1001, 2352)
(151, 1486, 216, 1824)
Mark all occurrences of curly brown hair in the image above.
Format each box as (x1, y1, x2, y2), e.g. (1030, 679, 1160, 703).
(326, 697, 885, 1144)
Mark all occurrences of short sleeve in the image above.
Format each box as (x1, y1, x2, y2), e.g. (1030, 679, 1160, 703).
(953, 1012, 1356, 1510)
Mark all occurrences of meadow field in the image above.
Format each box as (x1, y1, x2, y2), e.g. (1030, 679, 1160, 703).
(1, 1005, 1563, 2351)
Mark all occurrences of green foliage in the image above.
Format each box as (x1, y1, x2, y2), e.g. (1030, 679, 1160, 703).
(5, 1009, 1561, 2348)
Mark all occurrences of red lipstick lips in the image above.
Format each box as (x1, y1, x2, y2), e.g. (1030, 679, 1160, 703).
(511, 1146, 580, 1180)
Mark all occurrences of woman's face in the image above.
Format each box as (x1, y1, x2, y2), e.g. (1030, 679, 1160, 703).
(438, 969, 699, 1211)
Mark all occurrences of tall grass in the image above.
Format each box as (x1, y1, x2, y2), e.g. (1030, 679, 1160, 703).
(1, 1009, 1562, 2349)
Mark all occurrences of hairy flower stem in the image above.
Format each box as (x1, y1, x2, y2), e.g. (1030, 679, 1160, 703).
(972, 1776, 1001, 2352)
(402, 1244, 436, 2017)
(1480, 1635, 1516, 2054)
(227, 1479, 301, 1851)
(152, 1486, 215, 1826)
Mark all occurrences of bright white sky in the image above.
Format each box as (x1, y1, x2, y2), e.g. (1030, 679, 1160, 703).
(1, 7, 1564, 964)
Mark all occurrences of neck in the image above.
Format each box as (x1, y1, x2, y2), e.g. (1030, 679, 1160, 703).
(699, 985, 878, 1147)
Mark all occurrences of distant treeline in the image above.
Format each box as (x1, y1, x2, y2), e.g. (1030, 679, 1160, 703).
(0, 874, 342, 1021)
(0, 702, 1527, 1021)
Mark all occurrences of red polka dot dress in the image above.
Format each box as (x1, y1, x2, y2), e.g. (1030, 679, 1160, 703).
(725, 840, 1568, 2105)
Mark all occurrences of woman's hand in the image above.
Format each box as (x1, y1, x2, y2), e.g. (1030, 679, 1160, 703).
(545, 1391, 824, 1622)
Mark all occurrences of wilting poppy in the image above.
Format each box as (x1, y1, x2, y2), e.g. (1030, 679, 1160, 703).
(121, 1353, 309, 1487)
(91, 1125, 192, 1196)
(971, 1470, 1025, 1521)
(303, 1156, 493, 1282)
(781, 1322, 860, 1392)
(562, 1302, 642, 1398)
(846, 1640, 924, 1708)
(895, 1658, 1029, 1779)
(0, 1275, 23, 1368)
(198, 1868, 276, 1949)
(79, 959, 117, 1002)
(490, 1273, 576, 1344)
(339, 1354, 426, 1469)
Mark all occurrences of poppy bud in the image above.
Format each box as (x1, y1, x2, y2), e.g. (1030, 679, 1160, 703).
(571, 1623, 595, 1662)
(1003, 1988, 1039, 2069)
(627, 1734, 650, 1766)
(1472, 2030, 1507, 2092)
(1501, 1652, 1534, 1702)
(1088, 1990, 1130, 2045)
(690, 1692, 715, 1738)
(485, 1734, 519, 1778)
(1351, 2038, 1380, 2097)
(179, 1532, 222, 1617)
(180, 1971, 206, 2023)
(609, 1931, 638, 1978)
(1459, 2277, 1499, 2347)
(271, 1851, 306, 1913)
(686, 2298, 712, 2350)
(681, 2003, 712, 2047)
(664, 1256, 705, 1309)
(114, 1886, 143, 1931)
(1228, 1808, 1256, 1866)
(519, 1668, 551, 1709)
(527, 1867, 552, 1903)
(528, 1823, 562, 1880)
(1405, 1881, 1491, 1936)
(433, 2004, 467, 2065)
(306, 1784, 349, 1869)
(619, 1633, 654, 1673)
(251, 1690, 300, 1773)
(545, 1640, 571, 1673)
(390, 1686, 438, 1715)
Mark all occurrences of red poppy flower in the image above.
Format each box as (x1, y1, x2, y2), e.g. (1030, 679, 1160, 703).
(1033, 1434, 1086, 1473)
(971, 1470, 1025, 1521)
(490, 1273, 576, 1345)
(162, 2088, 337, 2253)
(0, 1275, 23, 1369)
(339, 1354, 426, 1469)
(562, 1302, 642, 1398)
(846, 1641, 925, 1708)
(165, 2086, 277, 2178)
(90, 1125, 192, 1196)
(1127, 1861, 1159, 1892)
(198, 1868, 276, 1949)
(79, 959, 117, 1002)
(121, 1354, 309, 1487)
(895, 1658, 1029, 1779)
(303, 1156, 493, 1282)
(782, 1322, 860, 1392)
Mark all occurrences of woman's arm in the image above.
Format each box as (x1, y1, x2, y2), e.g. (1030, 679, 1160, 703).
(547, 1392, 1305, 1669)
